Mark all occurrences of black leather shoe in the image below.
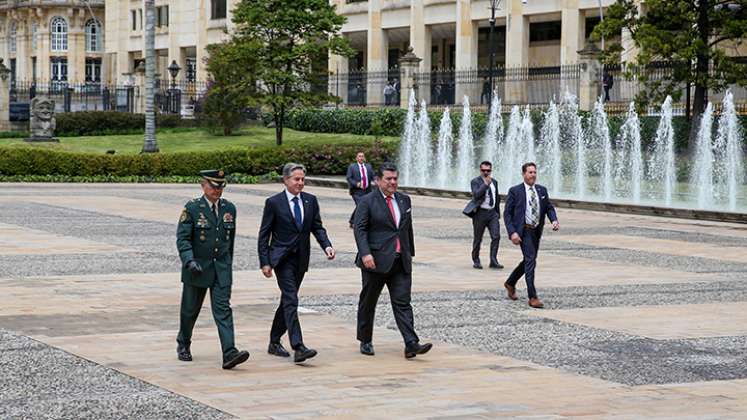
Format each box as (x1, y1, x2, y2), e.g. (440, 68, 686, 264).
(294, 344, 317, 363)
(177, 344, 192, 362)
(222, 350, 250, 370)
(473, 262, 483, 269)
(489, 262, 504, 269)
(404, 342, 433, 359)
(360, 342, 375, 356)
(268, 342, 291, 358)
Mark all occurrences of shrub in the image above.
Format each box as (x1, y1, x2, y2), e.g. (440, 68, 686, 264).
(54, 112, 195, 137)
(0, 140, 397, 177)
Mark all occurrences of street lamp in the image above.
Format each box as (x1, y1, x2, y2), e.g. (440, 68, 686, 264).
(487, 0, 502, 110)
(168, 60, 181, 90)
(0, 59, 9, 81)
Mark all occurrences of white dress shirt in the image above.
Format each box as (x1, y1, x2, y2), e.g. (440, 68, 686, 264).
(480, 181, 497, 210)
(359, 163, 368, 189)
(524, 183, 540, 225)
(204, 195, 220, 218)
(285, 190, 304, 223)
(382, 192, 400, 227)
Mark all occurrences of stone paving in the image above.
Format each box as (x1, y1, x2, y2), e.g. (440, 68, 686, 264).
(1, 182, 747, 418)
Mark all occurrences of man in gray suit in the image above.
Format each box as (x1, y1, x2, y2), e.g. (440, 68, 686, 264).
(346, 152, 375, 228)
(463, 161, 503, 270)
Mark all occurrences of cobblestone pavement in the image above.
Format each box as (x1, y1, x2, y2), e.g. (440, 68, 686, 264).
(1, 182, 747, 419)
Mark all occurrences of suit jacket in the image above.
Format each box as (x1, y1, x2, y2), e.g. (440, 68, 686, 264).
(257, 191, 332, 273)
(176, 196, 236, 288)
(503, 183, 557, 240)
(346, 162, 375, 194)
(353, 191, 415, 274)
(463, 176, 501, 218)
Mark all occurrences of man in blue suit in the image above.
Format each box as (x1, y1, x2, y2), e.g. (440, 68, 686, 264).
(503, 162, 559, 308)
(258, 163, 336, 363)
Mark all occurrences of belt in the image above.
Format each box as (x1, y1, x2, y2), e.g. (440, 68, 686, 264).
(524, 224, 537, 229)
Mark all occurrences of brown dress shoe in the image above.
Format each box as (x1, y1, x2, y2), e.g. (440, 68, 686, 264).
(528, 297, 544, 309)
(504, 282, 518, 301)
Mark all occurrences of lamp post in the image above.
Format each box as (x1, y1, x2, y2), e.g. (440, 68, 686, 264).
(487, 0, 502, 110)
(168, 60, 181, 90)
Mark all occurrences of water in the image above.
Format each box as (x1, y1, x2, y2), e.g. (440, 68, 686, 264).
(398, 94, 746, 213)
(691, 102, 714, 209)
(435, 108, 454, 189)
(455, 96, 476, 188)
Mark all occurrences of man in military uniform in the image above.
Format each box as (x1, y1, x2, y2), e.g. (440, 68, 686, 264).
(176, 170, 250, 369)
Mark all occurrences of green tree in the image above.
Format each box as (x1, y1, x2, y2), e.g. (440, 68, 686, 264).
(593, 0, 747, 146)
(202, 41, 256, 136)
(221, 0, 354, 145)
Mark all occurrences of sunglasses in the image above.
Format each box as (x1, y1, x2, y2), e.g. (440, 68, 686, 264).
(481, 169, 492, 173)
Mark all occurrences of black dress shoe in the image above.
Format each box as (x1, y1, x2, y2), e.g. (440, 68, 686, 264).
(293, 344, 317, 363)
(489, 262, 504, 269)
(473, 262, 483, 269)
(268, 342, 290, 358)
(404, 342, 433, 359)
(222, 350, 250, 370)
(177, 344, 192, 362)
(360, 342, 375, 356)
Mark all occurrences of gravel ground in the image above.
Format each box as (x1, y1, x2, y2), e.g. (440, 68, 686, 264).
(304, 282, 747, 386)
(0, 329, 233, 420)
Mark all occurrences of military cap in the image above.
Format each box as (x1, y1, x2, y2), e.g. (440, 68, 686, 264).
(200, 169, 227, 188)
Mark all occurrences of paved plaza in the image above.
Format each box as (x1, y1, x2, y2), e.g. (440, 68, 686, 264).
(1, 182, 747, 419)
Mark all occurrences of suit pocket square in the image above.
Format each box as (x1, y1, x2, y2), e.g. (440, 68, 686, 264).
(406, 208, 412, 213)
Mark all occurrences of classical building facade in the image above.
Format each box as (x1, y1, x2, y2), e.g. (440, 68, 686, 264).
(103, 0, 239, 85)
(0, 0, 105, 85)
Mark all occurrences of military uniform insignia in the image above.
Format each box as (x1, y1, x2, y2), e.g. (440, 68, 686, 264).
(179, 209, 189, 223)
(218, 170, 224, 177)
(197, 213, 209, 228)
(223, 213, 234, 223)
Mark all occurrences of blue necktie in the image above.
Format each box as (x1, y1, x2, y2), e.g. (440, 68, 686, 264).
(292, 196, 303, 229)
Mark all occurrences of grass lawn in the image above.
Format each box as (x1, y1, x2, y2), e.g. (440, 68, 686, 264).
(0, 126, 398, 154)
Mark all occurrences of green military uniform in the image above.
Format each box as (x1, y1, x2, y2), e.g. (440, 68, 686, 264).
(176, 172, 240, 363)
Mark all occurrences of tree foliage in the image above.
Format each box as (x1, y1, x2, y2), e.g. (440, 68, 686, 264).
(593, 0, 747, 130)
(207, 0, 353, 145)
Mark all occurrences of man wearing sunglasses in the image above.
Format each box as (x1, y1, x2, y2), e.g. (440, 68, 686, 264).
(463, 161, 503, 270)
(175, 169, 250, 370)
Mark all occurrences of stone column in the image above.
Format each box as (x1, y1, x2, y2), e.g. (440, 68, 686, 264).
(455, 0, 478, 103)
(134, 61, 146, 113)
(16, 19, 28, 82)
(196, 0, 209, 82)
(504, 0, 528, 104)
(410, 0, 431, 103)
(577, 42, 602, 111)
(38, 15, 51, 83)
(560, 0, 584, 96)
(366, 0, 387, 106)
(398, 47, 421, 108)
(328, 53, 349, 104)
(0, 60, 10, 131)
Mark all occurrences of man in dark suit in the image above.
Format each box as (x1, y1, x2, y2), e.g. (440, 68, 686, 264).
(346, 151, 375, 228)
(258, 163, 336, 363)
(463, 161, 503, 270)
(503, 162, 559, 308)
(353, 163, 432, 359)
(176, 170, 250, 369)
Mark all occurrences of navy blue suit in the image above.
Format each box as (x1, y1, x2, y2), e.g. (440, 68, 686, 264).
(503, 183, 558, 299)
(258, 191, 332, 348)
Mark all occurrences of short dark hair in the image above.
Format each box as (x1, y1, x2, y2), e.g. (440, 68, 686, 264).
(522, 162, 537, 173)
(377, 162, 398, 178)
(479, 161, 492, 168)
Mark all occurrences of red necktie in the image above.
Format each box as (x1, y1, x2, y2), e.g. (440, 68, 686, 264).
(386, 196, 401, 253)
(361, 164, 367, 189)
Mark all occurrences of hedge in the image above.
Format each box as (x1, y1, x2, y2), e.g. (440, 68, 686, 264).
(0, 140, 396, 177)
(282, 107, 747, 153)
(0, 173, 273, 183)
(55, 112, 196, 137)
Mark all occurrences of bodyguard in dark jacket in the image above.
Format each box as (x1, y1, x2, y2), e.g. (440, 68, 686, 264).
(346, 151, 375, 227)
(463, 161, 503, 269)
(503, 162, 559, 309)
(258, 163, 335, 364)
(353, 163, 432, 359)
(176, 170, 250, 370)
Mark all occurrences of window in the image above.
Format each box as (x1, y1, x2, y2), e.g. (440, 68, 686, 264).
(211, 0, 227, 20)
(9, 58, 15, 83)
(186, 57, 197, 82)
(51, 57, 68, 81)
(585, 17, 601, 39)
(157, 6, 169, 27)
(86, 19, 102, 52)
(529, 21, 562, 43)
(31, 22, 38, 51)
(32, 57, 37, 81)
(50, 17, 68, 52)
(86, 58, 102, 82)
(139, 9, 143, 29)
(131, 10, 137, 31)
(8, 22, 16, 54)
